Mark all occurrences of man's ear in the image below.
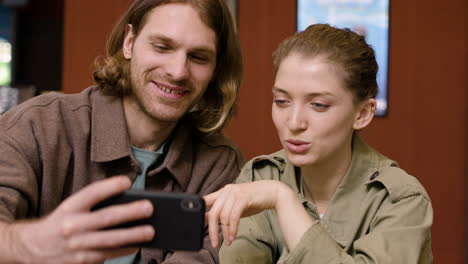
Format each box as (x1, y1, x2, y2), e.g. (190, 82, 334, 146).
(353, 98, 376, 130)
(122, 24, 134, 59)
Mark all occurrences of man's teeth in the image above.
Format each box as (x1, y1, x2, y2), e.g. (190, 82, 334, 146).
(159, 85, 184, 94)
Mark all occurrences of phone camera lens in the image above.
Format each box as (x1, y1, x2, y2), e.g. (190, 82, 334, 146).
(181, 199, 200, 211)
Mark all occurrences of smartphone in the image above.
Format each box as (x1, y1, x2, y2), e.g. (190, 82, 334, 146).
(92, 190, 205, 251)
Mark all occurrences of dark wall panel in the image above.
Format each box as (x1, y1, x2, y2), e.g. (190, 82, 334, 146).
(13, 0, 63, 92)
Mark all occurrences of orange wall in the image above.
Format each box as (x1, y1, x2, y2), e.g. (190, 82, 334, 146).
(62, 0, 131, 93)
(62, 0, 468, 262)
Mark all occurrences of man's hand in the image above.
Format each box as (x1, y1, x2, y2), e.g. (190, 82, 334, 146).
(6, 176, 155, 264)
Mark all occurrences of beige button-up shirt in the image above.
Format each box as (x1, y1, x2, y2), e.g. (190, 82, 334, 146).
(220, 135, 432, 263)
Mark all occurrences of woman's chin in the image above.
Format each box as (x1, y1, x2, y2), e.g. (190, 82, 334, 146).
(285, 152, 316, 167)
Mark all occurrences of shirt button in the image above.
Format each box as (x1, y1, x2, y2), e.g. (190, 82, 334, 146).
(148, 259, 157, 264)
(370, 171, 380, 180)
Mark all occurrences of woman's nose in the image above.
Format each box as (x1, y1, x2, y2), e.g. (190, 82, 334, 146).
(287, 107, 307, 132)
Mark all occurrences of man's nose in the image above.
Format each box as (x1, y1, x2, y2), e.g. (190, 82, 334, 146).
(166, 52, 189, 80)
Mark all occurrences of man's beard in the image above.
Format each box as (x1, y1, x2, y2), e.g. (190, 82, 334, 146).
(127, 71, 198, 123)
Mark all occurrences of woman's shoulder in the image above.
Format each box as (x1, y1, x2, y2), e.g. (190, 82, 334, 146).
(368, 165, 431, 203)
(236, 149, 291, 183)
(353, 135, 431, 202)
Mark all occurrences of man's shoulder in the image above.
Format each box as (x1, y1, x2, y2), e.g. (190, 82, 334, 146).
(0, 87, 101, 128)
(195, 133, 245, 168)
(198, 132, 237, 149)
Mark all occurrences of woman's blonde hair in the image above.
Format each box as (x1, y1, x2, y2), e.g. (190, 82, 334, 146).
(93, 0, 243, 134)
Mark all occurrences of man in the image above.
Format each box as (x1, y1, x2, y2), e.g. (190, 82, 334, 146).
(0, 0, 243, 263)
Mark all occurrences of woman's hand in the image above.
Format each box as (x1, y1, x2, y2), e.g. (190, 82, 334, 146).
(204, 180, 286, 248)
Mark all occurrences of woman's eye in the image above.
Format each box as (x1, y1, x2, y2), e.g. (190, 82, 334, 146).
(311, 102, 329, 111)
(273, 99, 289, 106)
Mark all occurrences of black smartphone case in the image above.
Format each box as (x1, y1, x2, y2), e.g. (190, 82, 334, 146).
(93, 190, 206, 251)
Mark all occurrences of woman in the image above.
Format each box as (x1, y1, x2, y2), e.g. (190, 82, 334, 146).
(204, 24, 433, 263)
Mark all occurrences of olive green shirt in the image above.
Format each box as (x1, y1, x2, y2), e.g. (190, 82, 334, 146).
(220, 135, 433, 263)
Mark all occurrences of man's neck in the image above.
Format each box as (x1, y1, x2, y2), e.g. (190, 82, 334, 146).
(123, 98, 177, 151)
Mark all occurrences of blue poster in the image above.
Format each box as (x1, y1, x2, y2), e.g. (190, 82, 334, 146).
(297, 0, 389, 116)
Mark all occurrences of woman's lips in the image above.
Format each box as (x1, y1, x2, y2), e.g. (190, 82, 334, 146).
(285, 139, 311, 153)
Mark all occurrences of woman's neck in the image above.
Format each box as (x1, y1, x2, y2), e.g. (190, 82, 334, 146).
(301, 140, 353, 210)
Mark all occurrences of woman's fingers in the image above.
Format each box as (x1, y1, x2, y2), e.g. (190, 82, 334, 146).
(219, 195, 236, 246)
(203, 190, 220, 208)
(228, 200, 245, 243)
(206, 182, 281, 247)
(206, 184, 247, 247)
(207, 191, 224, 248)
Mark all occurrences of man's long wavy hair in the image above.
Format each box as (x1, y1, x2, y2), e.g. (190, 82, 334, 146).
(93, 0, 242, 134)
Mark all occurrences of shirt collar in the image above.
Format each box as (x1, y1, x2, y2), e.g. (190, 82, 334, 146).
(148, 118, 194, 190)
(89, 87, 196, 190)
(272, 134, 397, 247)
(321, 134, 396, 247)
(90, 89, 131, 162)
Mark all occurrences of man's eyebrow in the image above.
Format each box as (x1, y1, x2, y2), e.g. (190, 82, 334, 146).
(149, 34, 216, 56)
(149, 34, 174, 44)
(192, 46, 216, 54)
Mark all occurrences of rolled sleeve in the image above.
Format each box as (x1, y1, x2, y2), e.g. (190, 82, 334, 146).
(219, 212, 276, 264)
(282, 223, 347, 264)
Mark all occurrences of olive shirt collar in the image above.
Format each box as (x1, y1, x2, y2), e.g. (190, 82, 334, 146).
(88, 90, 193, 190)
(273, 134, 397, 247)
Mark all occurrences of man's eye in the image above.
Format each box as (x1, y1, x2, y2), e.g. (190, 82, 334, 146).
(190, 54, 209, 64)
(153, 44, 170, 52)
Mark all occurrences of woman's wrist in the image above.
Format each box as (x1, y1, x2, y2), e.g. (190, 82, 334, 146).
(273, 182, 315, 250)
(274, 182, 298, 209)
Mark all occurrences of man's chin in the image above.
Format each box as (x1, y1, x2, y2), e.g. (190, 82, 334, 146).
(147, 111, 186, 124)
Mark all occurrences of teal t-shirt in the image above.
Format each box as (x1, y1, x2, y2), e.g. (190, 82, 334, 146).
(104, 143, 166, 264)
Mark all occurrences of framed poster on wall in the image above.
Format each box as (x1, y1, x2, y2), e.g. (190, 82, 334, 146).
(297, 0, 389, 116)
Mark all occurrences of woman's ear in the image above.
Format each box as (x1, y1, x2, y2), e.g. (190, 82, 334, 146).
(353, 98, 376, 130)
(122, 24, 134, 60)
